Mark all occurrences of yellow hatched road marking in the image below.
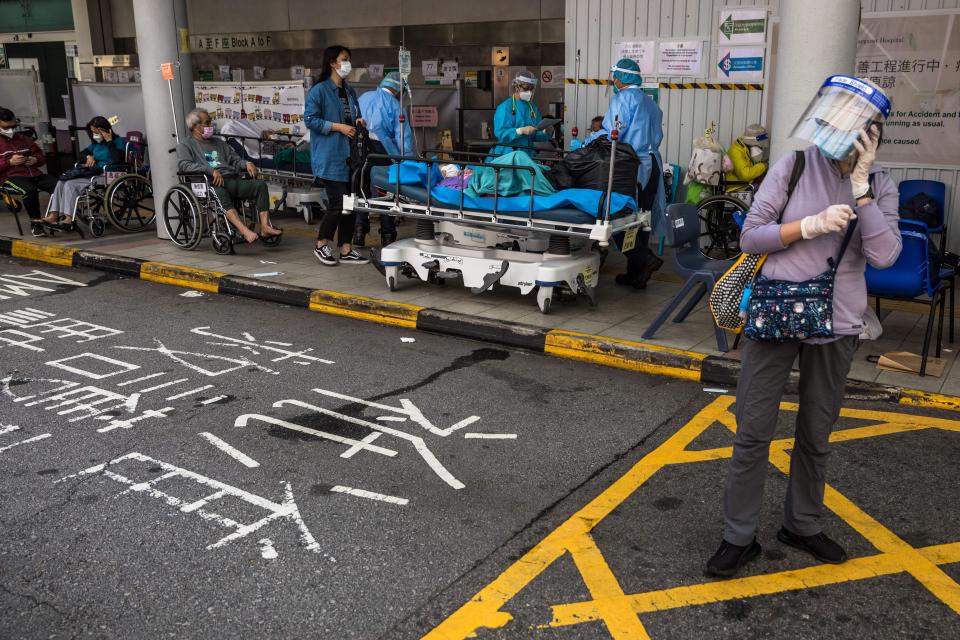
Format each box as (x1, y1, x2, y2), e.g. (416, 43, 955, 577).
(425, 396, 960, 638)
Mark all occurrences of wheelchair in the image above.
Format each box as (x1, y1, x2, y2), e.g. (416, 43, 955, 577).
(41, 134, 155, 237)
(160, 172, 282, 254)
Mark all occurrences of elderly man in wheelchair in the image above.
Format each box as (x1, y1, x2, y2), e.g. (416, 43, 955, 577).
(176, 108, 282, 245)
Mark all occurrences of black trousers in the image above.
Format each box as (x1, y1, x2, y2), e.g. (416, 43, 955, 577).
(4, 174, 59, 219)
(618, 154, 662, 276)
(316, 179, 356, 245)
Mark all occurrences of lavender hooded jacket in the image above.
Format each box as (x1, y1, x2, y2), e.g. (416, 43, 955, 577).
(740, 145, 902, 339)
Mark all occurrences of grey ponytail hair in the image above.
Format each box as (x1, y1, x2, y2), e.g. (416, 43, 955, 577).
(185, 108, 209, 130)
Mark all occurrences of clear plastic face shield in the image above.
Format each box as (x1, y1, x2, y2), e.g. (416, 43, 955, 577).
(514, 73, 537, 101)
(790, 76, 892, 161)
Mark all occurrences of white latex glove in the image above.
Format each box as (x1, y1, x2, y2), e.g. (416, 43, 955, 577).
(516, 126, 537, 136)
(850, 125, 879, 198)
(800, 204, 857, 240)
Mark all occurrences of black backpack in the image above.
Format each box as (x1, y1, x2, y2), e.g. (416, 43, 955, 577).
(901, 192, 941, 228)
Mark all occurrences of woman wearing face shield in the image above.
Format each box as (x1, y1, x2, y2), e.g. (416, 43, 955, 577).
(706, 77, 901, 578)
(488, 71, 551, 158)
(587, 58, 667, 289)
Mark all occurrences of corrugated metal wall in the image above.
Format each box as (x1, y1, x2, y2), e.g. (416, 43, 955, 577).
(564, 0, 777, 169)
(567, 0, 960, 249)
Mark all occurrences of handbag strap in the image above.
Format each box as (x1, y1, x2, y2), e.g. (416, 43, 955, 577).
(777, 149, 806, 224)
(829, 173, 874, 270)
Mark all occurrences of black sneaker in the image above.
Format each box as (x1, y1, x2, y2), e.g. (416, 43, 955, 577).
(31, 224, 46, 237)
(615, 273, 647, 290)
(777, 527, 847, 564)
(339, 249, 370, 265)
(705, 538, 761, 577)
(314, 244, 337, 266)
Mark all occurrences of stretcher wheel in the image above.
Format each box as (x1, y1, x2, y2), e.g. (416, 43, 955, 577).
(261, 233, 282, 247)
(388, 275, 397, 292)
(90, 217, 106, 237)
(162, 185, 204, 250)
(212, 231, 233, 255)
(106, 173, 155, 233)
(537, 286, 553, 314)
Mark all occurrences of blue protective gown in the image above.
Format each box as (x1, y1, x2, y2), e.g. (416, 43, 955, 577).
(489, 95, 551, 158)
(586, 86, 666, 233)
(358, 88, 415, 158)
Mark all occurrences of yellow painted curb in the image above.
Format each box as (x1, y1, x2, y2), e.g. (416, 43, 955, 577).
(898, 389, 960, 412)
(309, 289, 422, 329)
(11, 240, 76, 267)
(140, 262, 223, 293)
(544, 330, 705, 382)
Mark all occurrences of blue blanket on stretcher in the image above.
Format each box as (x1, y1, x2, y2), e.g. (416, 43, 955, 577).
(383, 161, 637, 218)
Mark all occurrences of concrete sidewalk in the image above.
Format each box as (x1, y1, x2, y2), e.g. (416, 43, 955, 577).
(3, 207, 959, 397)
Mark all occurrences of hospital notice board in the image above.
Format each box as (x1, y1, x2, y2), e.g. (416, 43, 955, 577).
(194, 81, 306, 135)
(857, 11, 960, 164)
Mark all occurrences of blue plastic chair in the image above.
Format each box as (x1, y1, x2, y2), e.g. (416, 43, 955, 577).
(642, 203, 735, 352)
(866, 221, 948, 377)
(896, 179, 954, 342)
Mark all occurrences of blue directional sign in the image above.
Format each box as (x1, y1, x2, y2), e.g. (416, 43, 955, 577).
(718, 51, 764, 78)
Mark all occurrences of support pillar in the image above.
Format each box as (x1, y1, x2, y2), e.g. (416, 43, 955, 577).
(132, 0, 194, 239)
(769, 0, 860, 162)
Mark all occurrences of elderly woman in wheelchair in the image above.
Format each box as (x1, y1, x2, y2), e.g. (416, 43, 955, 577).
(176, 108, 282, 244)
(42, 116, 125, 229)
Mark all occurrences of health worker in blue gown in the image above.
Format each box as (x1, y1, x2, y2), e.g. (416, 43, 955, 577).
(587, 57, 667, 289)
(489, 71, 551, 158)
(354, 72, 414, 247)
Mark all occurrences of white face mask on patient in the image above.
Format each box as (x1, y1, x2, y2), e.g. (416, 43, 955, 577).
(336, 61, 352, 79)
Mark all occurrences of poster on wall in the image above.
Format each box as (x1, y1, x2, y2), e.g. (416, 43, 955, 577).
(857, 11, 960, 164)
(613, 40, 656, 76)
(657, 40, 704, 76)
(716, 46, 764, 82)
(194, 81, 306, 136)
(717, 9, 767, 45)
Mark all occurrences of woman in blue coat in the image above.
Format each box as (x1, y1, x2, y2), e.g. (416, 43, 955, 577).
(304, 45, 368, 266)
(489, 71, 551, 158)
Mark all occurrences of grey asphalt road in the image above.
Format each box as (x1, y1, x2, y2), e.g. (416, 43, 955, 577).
(0, 257, 957, 640)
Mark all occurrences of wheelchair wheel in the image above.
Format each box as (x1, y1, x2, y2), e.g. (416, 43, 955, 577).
(696, 195, 747, 260)
(162, 185, 204, 250)
(90, 217, 106, 237)
(212, 231, 233, 255)
(106, 174, 155, 233)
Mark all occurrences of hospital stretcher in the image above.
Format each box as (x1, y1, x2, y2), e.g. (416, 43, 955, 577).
(346, 149, 650, 313)
(221, 133, 326, 223)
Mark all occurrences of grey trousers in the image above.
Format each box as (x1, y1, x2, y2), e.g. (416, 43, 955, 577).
(723, 335, 858, 545)
(47, 178, 90, 217)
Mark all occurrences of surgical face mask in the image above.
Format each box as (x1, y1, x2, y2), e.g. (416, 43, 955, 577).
(811, 120, 860, 161)
(336, 60, 352, 79)
(0, 127, 14, 138)
(92, 134, 104, 143)
(518, 90, 533, 102)
(201, 125, 215, 139)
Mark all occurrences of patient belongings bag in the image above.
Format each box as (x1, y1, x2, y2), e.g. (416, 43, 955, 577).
(685, 133, 723, 186)
(544, 136, 640, 196)
(465, 150, 557, 198)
